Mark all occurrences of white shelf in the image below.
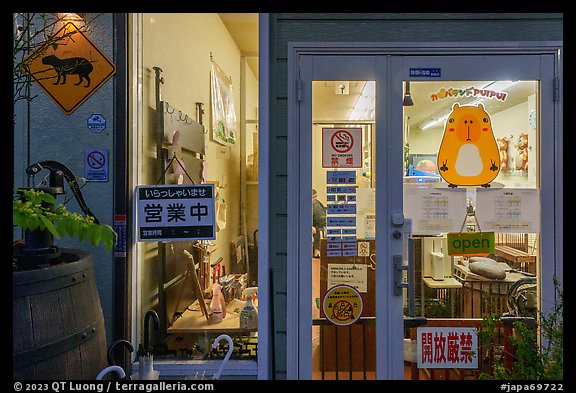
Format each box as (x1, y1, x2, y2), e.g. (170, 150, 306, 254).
(423, 277, 462, 289)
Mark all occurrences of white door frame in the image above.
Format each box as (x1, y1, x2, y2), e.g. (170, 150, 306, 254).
(286, 41, 562, 380)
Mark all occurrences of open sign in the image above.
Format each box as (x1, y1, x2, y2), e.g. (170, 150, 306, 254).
(447, 232, 495, 256)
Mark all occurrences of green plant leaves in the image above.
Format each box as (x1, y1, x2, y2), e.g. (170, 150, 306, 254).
(479, 279, 563, 380)
(56, 216, 74, 238)
(38, 214, 60, 237)
(100, 224, 117, 251)
(38, 191, 56, 204)
(13, 188, 117, 250)
(88, 224, 102, 246)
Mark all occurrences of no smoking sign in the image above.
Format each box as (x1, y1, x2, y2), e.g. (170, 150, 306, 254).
(84, 148, 109, 182)
(322, 127, 362, 168)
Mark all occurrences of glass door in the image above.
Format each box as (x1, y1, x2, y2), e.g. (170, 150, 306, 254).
(291, 50, 557, 381)
(396, 54, 555, 380)
(311, 81, 377, 379)
(292, 55, 405, 380)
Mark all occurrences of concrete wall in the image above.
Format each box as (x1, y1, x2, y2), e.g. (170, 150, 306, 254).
(13, 13, 118, 344)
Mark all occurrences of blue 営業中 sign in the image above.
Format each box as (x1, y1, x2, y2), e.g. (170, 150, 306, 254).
(409, 68, 441, 78)
(84, 148, 109, 182)
(87, 114, 106, 133)
(136, 184, 216, 241)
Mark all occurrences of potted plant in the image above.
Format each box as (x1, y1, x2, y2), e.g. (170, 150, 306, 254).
(13, 160, 117, 270)
(13, 186, 117, 267)
(479, 277, 563, 380)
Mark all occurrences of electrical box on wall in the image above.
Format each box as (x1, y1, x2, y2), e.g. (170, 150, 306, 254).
(216, 145, 230, 159)
(422, 236, 453, 281)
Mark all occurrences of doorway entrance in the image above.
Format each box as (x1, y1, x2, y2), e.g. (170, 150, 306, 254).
(287, 44, 559, 380)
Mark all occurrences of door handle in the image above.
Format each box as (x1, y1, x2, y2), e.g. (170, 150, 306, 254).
(393, 255, 408, 296)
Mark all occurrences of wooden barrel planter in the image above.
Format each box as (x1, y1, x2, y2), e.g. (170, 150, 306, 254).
(13, 248, 108, 380)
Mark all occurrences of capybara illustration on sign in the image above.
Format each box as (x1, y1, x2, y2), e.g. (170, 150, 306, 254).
(42, 55, 93, 87)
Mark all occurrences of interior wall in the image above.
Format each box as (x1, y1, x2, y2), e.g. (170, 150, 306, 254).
(140, 13, 258, 323)
(244, 59, 259, 241)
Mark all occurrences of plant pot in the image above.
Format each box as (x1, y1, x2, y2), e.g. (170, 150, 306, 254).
(13, 248, 108, 380)
(15, 229, 60, 270)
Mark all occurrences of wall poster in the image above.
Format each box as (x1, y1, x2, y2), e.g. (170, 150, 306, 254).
(475, 188, 540, 233)
(210, 60, 237, 146)
(403, 187, 467, 234)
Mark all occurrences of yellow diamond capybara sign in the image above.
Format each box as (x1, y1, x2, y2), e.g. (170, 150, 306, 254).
(22, 22, 116, 115)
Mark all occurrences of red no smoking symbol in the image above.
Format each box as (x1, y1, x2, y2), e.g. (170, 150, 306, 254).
(330, 130, 354, 153)
(87, 151, 106, 169)
(331, 300, 354, 322)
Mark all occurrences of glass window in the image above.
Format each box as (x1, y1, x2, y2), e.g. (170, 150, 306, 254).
(134, 13, 259, 377)
(402, 80, 541, 379)
(311, 81, 376, 379)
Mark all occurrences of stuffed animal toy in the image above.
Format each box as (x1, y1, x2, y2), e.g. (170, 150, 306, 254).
(496, 137, 509, 172)
(515, 133, 529, 171)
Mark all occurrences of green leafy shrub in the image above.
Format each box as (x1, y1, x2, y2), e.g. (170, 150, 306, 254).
(479, 278, 563, 380)
(13, 188, 117, 250)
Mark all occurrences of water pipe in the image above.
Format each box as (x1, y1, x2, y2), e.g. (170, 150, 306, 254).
(143, 310, 159, 353)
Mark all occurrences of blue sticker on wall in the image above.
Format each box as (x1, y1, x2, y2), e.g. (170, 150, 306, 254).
(87, 114, 107, 133)
(409, 68, 441, 78)
(326, 171, 356, 184)
(327, 217, 356, 227)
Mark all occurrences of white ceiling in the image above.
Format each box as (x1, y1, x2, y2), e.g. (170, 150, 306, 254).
(312, 80, 536, 126)
(219, 13, 258, 78)
(217, 15, 536, 124)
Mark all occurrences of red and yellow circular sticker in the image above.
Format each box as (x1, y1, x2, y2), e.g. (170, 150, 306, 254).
(322, 284, 363, 326)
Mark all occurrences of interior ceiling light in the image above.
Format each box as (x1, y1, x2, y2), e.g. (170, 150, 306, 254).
(58, 13, 84, 21)
(349, 81, 375, 121)
(403, 81, 414, 106)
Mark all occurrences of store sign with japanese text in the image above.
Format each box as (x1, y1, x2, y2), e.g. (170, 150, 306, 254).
(322, 284, 363, 326)
(136, 184, 215, 242)
(417, 327, 478, 369)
